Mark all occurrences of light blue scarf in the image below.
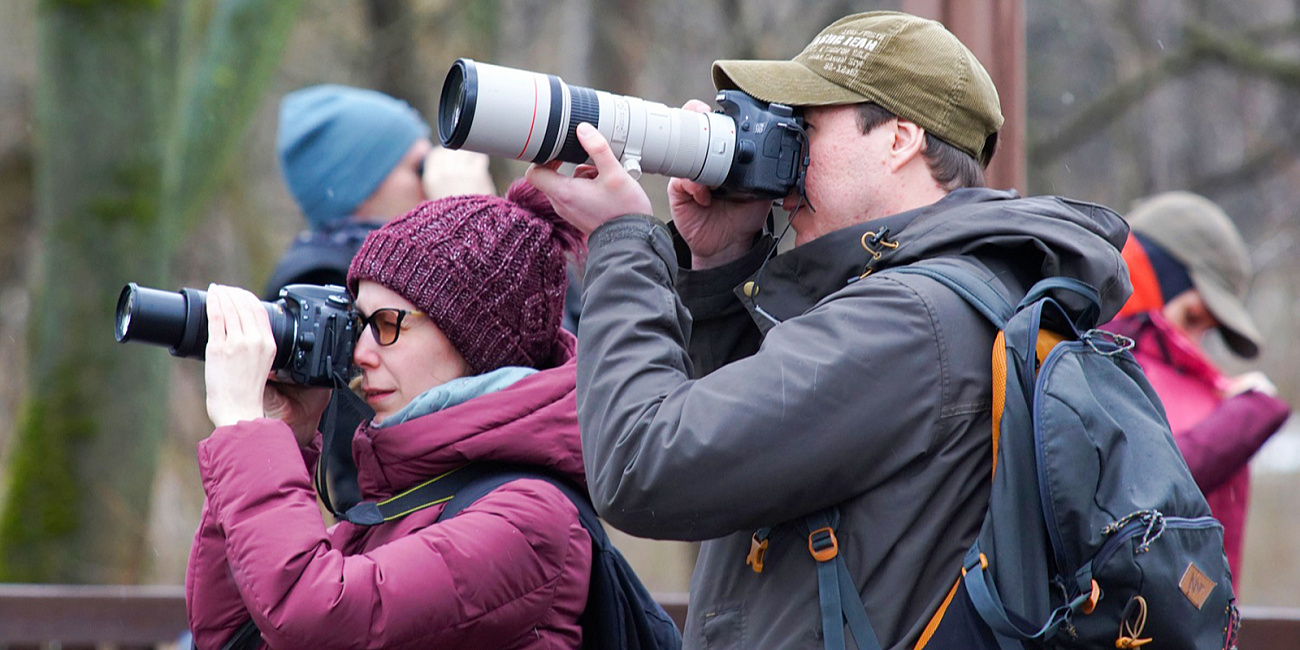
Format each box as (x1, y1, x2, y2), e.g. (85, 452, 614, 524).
(373, 366, 538, 428)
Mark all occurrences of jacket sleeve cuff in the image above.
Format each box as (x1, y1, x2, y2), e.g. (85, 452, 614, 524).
(588, 214, 667, 247)
(198, 419, 316, 527)
(674, 230, 773, 320)
(587, 215, 678, 280)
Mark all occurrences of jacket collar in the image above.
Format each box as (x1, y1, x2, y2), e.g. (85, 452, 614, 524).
(350, 330, 584, 499)
(739, 188, 1020, 328)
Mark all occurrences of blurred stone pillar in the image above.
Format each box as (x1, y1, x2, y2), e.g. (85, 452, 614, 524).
(902, 0, 1026, 193)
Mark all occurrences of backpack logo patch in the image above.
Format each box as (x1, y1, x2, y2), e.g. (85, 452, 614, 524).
(1179, 562, 1216, 609)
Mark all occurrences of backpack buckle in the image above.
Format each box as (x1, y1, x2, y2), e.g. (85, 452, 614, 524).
(746, 533, 770, 573)
(808, 526, 838, 562)
(1081, 579, 1101, 615)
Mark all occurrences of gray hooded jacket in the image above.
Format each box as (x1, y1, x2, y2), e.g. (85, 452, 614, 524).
(576, 189, 1131, 649)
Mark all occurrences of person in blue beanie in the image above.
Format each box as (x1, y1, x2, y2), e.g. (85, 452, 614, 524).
(264, 85, 437, 297)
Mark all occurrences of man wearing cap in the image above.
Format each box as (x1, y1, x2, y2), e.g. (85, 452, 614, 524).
(528, 11, 1132, 649)
(1106, 191, 1291, 591)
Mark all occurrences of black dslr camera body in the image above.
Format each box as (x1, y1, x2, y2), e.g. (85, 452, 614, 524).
(711, 90, 806, 201)
(115, 283, 356, 388)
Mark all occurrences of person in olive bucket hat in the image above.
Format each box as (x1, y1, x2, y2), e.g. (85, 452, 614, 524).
(526, 10, 1134, 649)
(1107, 191, 1291, 591)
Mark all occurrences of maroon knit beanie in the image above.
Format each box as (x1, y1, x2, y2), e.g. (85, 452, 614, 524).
(347, 180, 584, 373)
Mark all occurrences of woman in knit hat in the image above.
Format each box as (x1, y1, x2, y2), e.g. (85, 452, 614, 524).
(186, 181, 591, 649)
(1105, 191, 1290, 591)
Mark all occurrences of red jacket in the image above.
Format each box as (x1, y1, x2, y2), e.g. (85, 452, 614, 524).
(186, 333, 590, 649)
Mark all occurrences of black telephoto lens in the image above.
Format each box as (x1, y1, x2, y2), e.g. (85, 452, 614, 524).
(115, 283, 293, 367)
(115, 283, 208, 357)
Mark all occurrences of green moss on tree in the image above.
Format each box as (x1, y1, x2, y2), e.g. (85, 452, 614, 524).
(45, 0, 163, 11)
(0, 366, 96, 582)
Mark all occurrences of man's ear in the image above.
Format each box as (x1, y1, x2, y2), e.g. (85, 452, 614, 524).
(886, 119, 927, 173)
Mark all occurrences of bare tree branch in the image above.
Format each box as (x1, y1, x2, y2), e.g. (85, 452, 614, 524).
(1186, 22, 1300, 86)
(1192, 140, 1298, 195)
(1029, 51, 1196, 164)
(1030, 19, 1300, 165)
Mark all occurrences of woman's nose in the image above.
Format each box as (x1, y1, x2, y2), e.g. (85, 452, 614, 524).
(352, 329, 380, 368)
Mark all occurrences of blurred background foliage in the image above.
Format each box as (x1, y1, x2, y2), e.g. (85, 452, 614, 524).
(0, 0, 1295, 604)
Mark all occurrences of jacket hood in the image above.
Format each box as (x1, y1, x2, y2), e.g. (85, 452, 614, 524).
(750, 188, 1132, 323)
(351, 329, 584, 499)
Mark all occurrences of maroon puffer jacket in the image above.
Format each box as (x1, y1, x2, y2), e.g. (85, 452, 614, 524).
(186, 334, 590, 649)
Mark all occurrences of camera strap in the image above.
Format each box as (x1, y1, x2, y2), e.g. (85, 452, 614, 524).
(313, 365, 366, 518)
(778, 119, 814, 209)
(313, 393, 342, 517)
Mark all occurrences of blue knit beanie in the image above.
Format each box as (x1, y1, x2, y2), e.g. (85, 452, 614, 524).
(276, 85, 431, 229)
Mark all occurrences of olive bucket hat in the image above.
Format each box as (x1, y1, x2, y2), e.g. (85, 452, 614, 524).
(1127, 191, 1263, 358)
(712, 11, 1004, 161)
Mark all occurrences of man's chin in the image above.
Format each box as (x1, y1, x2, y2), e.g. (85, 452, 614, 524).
(792, 224, 816, 247)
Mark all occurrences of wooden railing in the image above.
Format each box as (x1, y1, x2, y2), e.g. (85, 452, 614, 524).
(0, 585, 1292, 648)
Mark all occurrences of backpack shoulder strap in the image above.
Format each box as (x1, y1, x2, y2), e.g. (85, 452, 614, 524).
(801, 508, 883, 650)
(340, 462, 506, 526)
(434, 462, 604, 539)
(884, 258, 1016, 329)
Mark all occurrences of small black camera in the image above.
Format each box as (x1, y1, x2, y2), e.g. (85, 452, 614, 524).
(114, 283, 356, 388)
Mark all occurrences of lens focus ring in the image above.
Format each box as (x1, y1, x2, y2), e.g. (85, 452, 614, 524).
(557, 86, 602, 164)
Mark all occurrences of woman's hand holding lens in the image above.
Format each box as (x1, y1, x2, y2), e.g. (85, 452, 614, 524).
(204, 285, 278, 428)
(264, 382, 332, 448)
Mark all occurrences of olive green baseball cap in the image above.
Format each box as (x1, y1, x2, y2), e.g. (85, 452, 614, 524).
(1127, 191, 1262, 358)
(712, 11, 1004, 160)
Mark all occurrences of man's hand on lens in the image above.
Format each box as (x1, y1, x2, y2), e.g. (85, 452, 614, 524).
(667, 100, 772, 270)
(526, 122, 653, 234)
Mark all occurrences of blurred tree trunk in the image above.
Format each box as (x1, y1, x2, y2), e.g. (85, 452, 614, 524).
(365, 0, 425, 112)
(590, 0, 646, 94)
(0, 0, 300, 584)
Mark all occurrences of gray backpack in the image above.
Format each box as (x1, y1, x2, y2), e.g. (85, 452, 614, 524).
(799, 258, 1238, 650)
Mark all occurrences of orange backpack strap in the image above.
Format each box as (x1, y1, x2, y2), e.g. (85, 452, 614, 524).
(915, 578, 963, 649)
(990, 331, 1007, 480)
(916, 327, 1066, 648)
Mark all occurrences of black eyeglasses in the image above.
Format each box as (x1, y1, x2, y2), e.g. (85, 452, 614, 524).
(353, 308, 426, 346)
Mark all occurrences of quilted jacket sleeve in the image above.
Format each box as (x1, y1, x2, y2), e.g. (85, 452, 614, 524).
(1174, 390, 1291, 494)
(185, 430, 323, 647)
(185, 419, 588, 650)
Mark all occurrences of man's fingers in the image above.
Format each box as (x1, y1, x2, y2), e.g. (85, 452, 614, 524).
(576, 123, 621, 174)
(682, 98, 712, 114)
(690, 182, 712, 206)
(525, 161, 564, 194)
(670, 177, 712, 207)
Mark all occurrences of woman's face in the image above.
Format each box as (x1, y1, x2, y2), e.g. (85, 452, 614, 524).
(352, 280, 472, 422)
(1163, 288, 1220, 345)
(352, 138, 433, 222)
